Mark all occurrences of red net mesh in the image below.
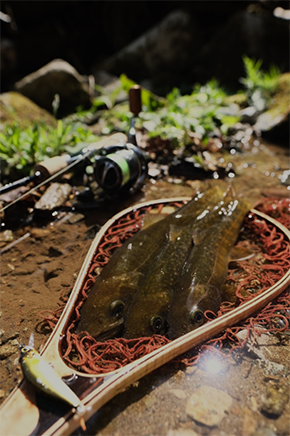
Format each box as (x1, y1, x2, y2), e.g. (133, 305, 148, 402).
(39, 197, 290, 373)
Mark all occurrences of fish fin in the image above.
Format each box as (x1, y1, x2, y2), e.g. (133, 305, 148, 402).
(168, 225, 185, 242)
(192, 227, 207, 245)
(221, 284, 237, 304)
(142, 212, 166, 229)
(28, 332, 34, 347)
(229, 246, 255, 262)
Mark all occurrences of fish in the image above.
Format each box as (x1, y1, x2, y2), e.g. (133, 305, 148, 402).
(123, 224, 195, 338)
(19, 345, 83, 410)
(123, 187, 240, 339)
(77, 184, 225, 340)
(167, 195, 251, 339)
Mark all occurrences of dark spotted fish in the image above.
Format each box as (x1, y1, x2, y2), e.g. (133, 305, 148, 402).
(77, 185, 224, 340)
(167, 195, 250, 339)
(123, 188, 234, 339)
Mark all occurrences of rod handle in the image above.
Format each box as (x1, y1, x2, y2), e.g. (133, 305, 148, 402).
(34, 133, 127, 180)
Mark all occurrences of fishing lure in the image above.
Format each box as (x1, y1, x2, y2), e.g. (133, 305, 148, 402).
(19, 344, 83, 411)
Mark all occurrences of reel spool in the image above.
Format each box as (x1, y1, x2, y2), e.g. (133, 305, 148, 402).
(94, 143, 148, 194)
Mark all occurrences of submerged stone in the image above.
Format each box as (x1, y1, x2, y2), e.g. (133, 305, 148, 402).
(261, 382, 289, 417)
(34, 182, 72, 211)
(186, 385, 233, 426)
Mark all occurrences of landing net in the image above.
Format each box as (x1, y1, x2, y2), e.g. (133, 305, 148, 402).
(39, 197, 290, 373)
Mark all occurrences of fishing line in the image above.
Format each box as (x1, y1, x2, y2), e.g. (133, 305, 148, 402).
(0, 148, 94, 214)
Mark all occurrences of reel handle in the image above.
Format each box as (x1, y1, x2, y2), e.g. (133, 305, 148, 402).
(129, 85, 142, 117)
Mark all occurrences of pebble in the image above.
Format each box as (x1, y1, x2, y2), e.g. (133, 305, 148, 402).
(254, 428, 277, 436)
(241, 407, 257, 436)
(0, 342, 19, 360)
(29, 228, 50, 239)
(68, 213, 85, 224)
(0, 230, 13, 243)
(168, 389, 187, 400)
(167, 429, 199, 436)
(261, 382, 289, 417)
(34, 183, 72, 211)
(186, 385, 233, 427)
(0, 331, 19, 345)
(236, 327, 286, 374)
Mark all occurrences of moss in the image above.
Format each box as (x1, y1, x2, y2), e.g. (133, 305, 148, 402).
(269, 73, 290, 115)
(0, 92, 57, 129)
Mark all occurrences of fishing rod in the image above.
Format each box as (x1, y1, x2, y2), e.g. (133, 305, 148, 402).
(0, 85, 148, 213)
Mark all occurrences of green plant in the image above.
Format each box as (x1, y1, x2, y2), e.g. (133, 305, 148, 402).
(0, 121, 98, 176)
(135, 79, 238, 147)
(240, 56, 281, 110)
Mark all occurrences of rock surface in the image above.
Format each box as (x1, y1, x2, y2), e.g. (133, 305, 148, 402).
(99, 10, 201, 88)
(186, 385, 233, 426)
(254, 73, 290, 141)
(34, 182, 72, 211)
(14, 59, 93, 117)
(0, 92, 56, 127)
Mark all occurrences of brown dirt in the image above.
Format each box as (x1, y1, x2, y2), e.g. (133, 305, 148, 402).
(0, 139, 289, 436)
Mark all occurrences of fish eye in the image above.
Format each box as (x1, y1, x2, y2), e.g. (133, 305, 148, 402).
(20, 346, 34, 357)
(190, 309, 204, 326)
(110, 300, 125, 318)
(150, 316, 164, 333)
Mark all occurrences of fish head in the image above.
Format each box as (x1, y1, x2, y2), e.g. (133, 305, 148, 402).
(187, 283, 221, 327)
(150, 315, 167, 335)
(168, 284, 221, 339)
(123, 301, 167, 339)
(19, 345, 37, 362)
(173, 303, 205, 337)
(77, 271, 142, 340)
(93, 298, 127, 341)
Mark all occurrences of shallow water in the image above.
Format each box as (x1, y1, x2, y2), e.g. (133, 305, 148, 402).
(0, 139, 289, 435)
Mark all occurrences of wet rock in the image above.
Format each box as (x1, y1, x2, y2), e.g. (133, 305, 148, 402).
(186, 385, 233, 427)
(0, 342, 19, 360)
(168, 389, 187, 400)
(254, 74, 290, 140)
(29, 228, 51, 239)
(261, 382, 289, 417)
(34, 182, 72, 211)
(0, 331, 19, 345)
(0, 230, 13, 243)
(255, 428, 277, 436)
(236, 327, 286, 375)
(67, 213, 85, 224)
(167, 429, 199, 436)
(241, 407, 257, 436)
(98, 10, 201, 88)
(203, 9, 289, 88)
(0, 91, 56, 128)
(14, 59, 93, 117)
